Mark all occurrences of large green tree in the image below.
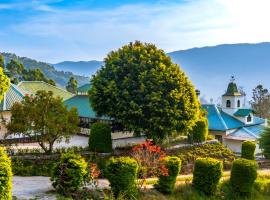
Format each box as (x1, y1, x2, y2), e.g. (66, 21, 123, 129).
(89, 41, 200, 141)
(0, 55, 4, 68)
(7, 90, 79, 154)
(0, 67, 10, 101)
(259, 125, 270, 158)
(66, 77, 78, 94)
(6, 59, 24, 77)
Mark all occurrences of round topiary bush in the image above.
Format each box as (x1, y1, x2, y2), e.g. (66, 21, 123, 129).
(106, 157, 138, 198)
(51, 151, 88, 196)
(155, 156, 181, 194)
(241, 141, 256, 160)
(230, 158, 258, 196)
(89, 122, 112, 153)
(0, 147, 12, 200)
(188, 117, 208, 143)
(192, 157, 223, 195)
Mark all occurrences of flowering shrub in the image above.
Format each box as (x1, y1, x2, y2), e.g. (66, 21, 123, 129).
(88, 163, 101, 188)
(131, 140, 168, 188)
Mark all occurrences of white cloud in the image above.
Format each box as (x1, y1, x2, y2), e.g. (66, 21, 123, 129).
(5, 0, 270, 62)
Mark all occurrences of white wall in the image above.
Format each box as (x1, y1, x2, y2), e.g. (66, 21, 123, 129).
(224, 139, 262, 154)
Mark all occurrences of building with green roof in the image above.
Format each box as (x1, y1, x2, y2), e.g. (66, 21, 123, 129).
(202, 77, 266, 154)
(18, 81, 74, 100)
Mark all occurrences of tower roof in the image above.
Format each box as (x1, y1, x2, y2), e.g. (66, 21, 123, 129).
(223, 76, 242, 96)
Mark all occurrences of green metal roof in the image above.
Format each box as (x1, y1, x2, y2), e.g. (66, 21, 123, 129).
(0, 84, 25, 111)
(234, 109, 254, 117)
(64, 95, 107, 119)
(18, 81, 74, 100)
(77, 83, 91, 93)
(223, 82, 241, 96)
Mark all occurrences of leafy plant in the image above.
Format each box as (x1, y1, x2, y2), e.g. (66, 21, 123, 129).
(241, 141, 256, 160)
(0, 147, 12, 200)
(188, 116, 208, 143)
(230, 158, 258, 196)
(192, 157, 223, 195)
(0, 66, 10, 101)
(155, 156, 181, 194)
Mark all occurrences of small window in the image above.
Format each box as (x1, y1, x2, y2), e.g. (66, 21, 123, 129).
(226, 100, 231, 108)
(247, 114, 252, 122)
(237, 100, 241, 108)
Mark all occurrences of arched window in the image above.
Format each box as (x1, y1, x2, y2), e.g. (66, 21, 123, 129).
(247, 114, 252, 122)
(237, 100, 241, 108)
(226, 100, 231, 108)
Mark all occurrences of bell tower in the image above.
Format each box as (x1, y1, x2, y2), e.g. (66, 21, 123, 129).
(222, 76, 243, 115)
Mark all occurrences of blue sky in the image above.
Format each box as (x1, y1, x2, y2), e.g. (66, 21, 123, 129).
(0, 0, 270, 63)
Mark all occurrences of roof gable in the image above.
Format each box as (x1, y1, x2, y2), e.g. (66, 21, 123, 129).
(234, 109, 254, 117)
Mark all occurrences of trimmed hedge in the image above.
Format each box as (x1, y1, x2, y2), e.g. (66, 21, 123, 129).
(188, 117, 208, 143)
(106, 157, 138, 198)
(51, 151, 88, 195)
(0, 147, 12, 200)
(192, 158, 223, 195)
(241, 141, 256, 160)
(89, 122, 112, 153)
(230, 158, 258, 196)
(156, 156, 181, 194)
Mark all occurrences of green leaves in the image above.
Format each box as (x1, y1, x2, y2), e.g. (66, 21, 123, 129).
(7, 90, 79, 154)
(0, 67, 10, 102)
(89, 41, 200, 141)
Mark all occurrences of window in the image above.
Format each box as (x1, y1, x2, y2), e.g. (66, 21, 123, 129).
(215, 135, 223, 143)
(226, 100, 231, 108)
(237, 100, 241, 108)
(247, 114, 252, 122)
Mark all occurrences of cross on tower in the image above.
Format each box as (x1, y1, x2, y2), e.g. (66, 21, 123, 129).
(230, 76, 235, 82)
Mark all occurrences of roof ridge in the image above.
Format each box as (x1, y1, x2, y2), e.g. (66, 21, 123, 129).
(214, 105, 228, 130)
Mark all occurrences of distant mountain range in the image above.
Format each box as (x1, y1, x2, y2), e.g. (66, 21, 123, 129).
(3, 42, 270, 101)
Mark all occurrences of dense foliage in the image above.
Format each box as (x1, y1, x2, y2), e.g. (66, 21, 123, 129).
(168, 143, 235, 169)
(106, 157, 138, 198)
(66, 77, 78, 94)
(51, 151, 88, 196)
(156, 156, 181, 194)
(0, 55, 5, 68)
(0, 67, 10, 101)
(1, 52, 88, 87)
(192, 158, 223, 195)
(230, 158, 258, 196)
(241, 141, 256, 160)
(7, 90, 79, 154)
(188, 115, 208, 143)
(259, 126, 270, 159)
(131, 140, 168, 188)
(89, 41, 200, 141)
(89, 122, 112, 153)
(0, 148, 12, 200)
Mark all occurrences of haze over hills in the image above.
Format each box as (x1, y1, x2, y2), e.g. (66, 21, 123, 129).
(3, 42, 270, 102)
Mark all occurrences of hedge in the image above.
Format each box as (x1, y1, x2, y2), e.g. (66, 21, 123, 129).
(241, 141, 256, 160)
(188, 117, 208, 143)
(192, 157, 223, 195)
(106, 157, 138, 198)
(51, 151, 88, 195)
(230, 158, 258, 196)
(156, 156, 181, 194)
(89, 122, 112, 153)
(0, 147, 12, 200)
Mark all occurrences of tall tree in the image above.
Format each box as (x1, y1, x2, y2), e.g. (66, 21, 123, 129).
(0, 55, 4, 69)
(6, 59, 24, 77)
(250, 85, 270, 118)
(0, 67, 10, 101)
(7, 90, 79, 154)
(259, 125, 270, 159)
(66, 77, 78, 94)
(89, 41, 200, 141)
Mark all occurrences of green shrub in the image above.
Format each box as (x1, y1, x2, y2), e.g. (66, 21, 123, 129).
(89, 122, 112, 153)
(188, 117, 208, 143)
(51, 151, 88, 196)
(242, 141, 256, 160)
(156, 156, 181, 194)
(0, 148, 12, 200)
(192, 157, 223, 195)
(230, 158, 258, 196)
(106, 157, 138, 198)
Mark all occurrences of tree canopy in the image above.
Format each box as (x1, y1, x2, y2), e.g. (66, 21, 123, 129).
(0, 55, 4, 69)
(66, 77, 78, 94)
(0, 67, 10, 101)
(259, 125, 270, 159)
(89, 41, 200, 141)
(7, 90, 79, 154)
(250, 85, 270, 118)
